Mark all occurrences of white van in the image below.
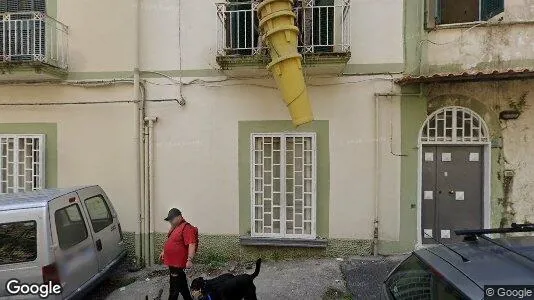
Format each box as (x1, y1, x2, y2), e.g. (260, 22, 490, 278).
(0, 186, 126, 299)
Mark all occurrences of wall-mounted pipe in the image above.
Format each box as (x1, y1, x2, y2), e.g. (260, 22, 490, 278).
(257, 0, 313, 126)
(145, 117, 158, 266)
(133, 0, 147, 268)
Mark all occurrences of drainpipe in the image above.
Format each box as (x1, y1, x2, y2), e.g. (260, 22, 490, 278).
(373, 94, 381, 256)
(133, 0, 147, 268)
(145, 117, 158, 266)
(143, 120, 150, 266)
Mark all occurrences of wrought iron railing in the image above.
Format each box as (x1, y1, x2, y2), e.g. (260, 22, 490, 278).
(0, 12, 68, 70)
(216, 0, 350, 57)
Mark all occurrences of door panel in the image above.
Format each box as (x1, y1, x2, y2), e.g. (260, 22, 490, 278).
(436, 146, 483, 243)
(421, 147, 437, 244)
(77, 186, 122, 271)
(421, 146, 484, 244)
(48, 192, 99, 298)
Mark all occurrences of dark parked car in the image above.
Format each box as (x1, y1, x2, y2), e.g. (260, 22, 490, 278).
(383, 224, 534, 299)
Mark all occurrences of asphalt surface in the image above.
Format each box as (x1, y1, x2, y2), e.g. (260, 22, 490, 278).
(81, 255, 408, 300)
(340, 255, 408, 300)
(103, 259, 348, 300)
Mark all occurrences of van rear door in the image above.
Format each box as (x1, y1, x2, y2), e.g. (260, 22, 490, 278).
(0, 209, 41, 298)
(77, 186, 123, 271)
(49, 192, 99, 298)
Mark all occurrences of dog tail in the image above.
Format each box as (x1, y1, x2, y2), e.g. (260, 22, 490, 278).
(251, 258, 262, 278)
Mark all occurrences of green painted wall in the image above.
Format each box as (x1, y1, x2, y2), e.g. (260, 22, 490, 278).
(46, 0, 57, 18)
(0, 123, 58, 189)
(381, 86, 427, 254)
(123, 232, 371, 263)
(238, 120, 330, 238)
(403, 0, 425, 75)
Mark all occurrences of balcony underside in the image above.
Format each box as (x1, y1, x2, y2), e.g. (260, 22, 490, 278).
(0, 61, 67, 82)
(216, 52, 351, 77)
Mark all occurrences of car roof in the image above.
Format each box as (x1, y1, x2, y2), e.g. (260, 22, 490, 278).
(0, 186, 95, 211)
(416, 236, 534, 288)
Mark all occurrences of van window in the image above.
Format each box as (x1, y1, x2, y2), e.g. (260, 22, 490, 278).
(385, 254, 468, 299)
(55, 204, 89, 249)
(0, 221, 37, 265)
(84, 195, 113, 232)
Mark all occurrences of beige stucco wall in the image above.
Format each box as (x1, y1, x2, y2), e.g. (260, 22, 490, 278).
(424, 0, 534, 73)
(56, 0, 404, 72)
(0, 0, 406, 242)
(144, 75, 402, 240)
(427, 80, 534, 225)
(0, 75, 402, 241)
(59, 0, 137, 72)
(0, 85, 138, 231)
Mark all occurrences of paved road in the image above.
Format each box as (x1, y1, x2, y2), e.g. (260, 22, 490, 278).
(83, 255, 407, 300)
(104, 259, 348, 300)
(340, 255, 408, 300)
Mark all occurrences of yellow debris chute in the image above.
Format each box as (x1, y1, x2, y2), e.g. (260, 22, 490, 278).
(257, 0, 314, 126)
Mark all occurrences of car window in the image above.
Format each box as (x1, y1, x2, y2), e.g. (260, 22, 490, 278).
(55, 204, 89, 249)
(0, 221, 37, 265)
(84, 195, 113, 232)
(385, 254, 467, 300)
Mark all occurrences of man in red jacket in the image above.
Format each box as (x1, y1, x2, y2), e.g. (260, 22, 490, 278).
(160, 208, 197, 300)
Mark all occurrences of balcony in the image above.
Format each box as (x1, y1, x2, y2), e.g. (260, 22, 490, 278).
(0, 12, 68, 82)
(216, 0, 351, 75)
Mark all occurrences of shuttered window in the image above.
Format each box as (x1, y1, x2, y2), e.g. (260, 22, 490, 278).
(0, 0, 46, 60)
(431, 0, 504, 26)
(0, 0, 46, 13)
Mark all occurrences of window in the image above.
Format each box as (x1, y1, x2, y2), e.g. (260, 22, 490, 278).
(54, 204, 88, 250)
(251, 133, 316, 238)
(0, 135, 45, 194)
(428, 0, 504, 26)
(220, 0, 339, 55)
(385, 254, 468, 300)
(0, 0, 46, 12)
(0, 221, 37, 265)
(420, 107, 489, 144)
(85, 195, 114, 233)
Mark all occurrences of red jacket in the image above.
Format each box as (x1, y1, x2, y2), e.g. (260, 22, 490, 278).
(163, 220, 197, 268)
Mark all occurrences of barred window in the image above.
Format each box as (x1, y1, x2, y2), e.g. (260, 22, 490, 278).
(251, 133, 316, 238)
(0, 135, 45, 194)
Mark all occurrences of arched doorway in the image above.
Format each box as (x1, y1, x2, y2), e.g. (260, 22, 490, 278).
(417, 106, 491, 245)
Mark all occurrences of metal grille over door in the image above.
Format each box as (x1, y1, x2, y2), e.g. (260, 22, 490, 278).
(420, 106, 489, 143)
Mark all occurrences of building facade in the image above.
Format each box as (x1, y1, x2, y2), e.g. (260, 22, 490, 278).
(400, 0, 534, 248)
(7, 0, 534, 265)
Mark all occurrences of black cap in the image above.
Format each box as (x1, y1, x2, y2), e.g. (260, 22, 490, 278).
(164, 208, 182, 221)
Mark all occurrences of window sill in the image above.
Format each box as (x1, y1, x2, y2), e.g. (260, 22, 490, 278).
(239, 236, 328, 248)
(429, 20, 534, 31)
(216, 52, 351, 69)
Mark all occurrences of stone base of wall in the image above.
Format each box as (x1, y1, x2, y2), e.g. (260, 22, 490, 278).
(123, 232, 373, 264)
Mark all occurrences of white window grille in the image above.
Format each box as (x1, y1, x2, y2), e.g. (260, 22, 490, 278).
(420, 106, 489, 144)
(0, 135, 45, 194)
(251, 133, 316, 239)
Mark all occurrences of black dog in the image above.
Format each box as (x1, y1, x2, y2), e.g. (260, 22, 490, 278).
(190, 258, 262, 300)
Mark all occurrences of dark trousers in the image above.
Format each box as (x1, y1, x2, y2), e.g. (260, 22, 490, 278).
(168, 267, 192, 300)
